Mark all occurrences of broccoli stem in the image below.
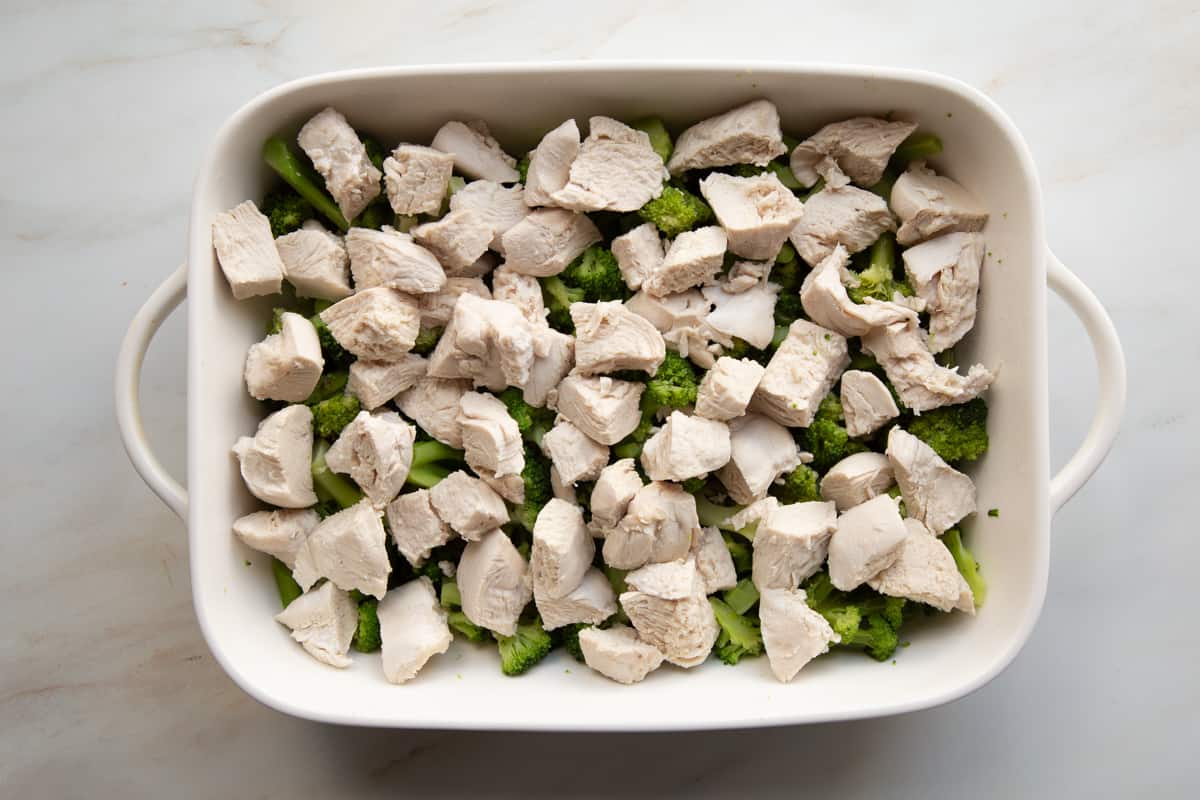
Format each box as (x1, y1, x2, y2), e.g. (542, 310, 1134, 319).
(412, 440, 465, 469)
(406, 463, 453, 489)
(694, 495, 746, 535)
(943, 528, 987, 607)
(722, 578, 760, 615)
(892, 131, 944, 166)
(440, 580, 462, 609)
(270, 557, 303, 608)
(867, 168, 898, 201)
(262, 136, 350, 232)
(630, 117, 673, 163)
(311, 439, 363, 509)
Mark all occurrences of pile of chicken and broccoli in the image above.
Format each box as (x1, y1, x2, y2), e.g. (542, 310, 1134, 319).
(215, 99, 994, 686)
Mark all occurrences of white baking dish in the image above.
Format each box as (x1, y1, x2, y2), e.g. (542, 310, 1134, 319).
(116, 62, 1126, 731)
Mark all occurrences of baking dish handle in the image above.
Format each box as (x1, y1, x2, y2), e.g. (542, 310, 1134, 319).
(1045, 249, 1126, 513)
(115, 263, 189, 521)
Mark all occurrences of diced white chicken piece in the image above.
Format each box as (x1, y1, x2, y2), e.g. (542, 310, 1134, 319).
(790, 117, 918, 188)
(232, 405, 316, 508)
(274, 581, 357, 668)
(727, 496, 781, 537)
(691, 526, 737, 594)
(759, 587, 839, 682)
(695, 357, 765, 421)
(305, 499, 390, 598)
(723, 260, 770, 294)
(891, 162, 988, 246)
(701, 280, 780, 349)
(611, 223, 664, 291)
(275, 221, 352, 301)
(501, 208, 602, 277)
(551, 116, 668, 212)
(395, 376, 471, 448)
(523, 118, 580, 207)
(604, 482, 699, 570)
(531, 498, 595, 600)
(799, 245, 917, 337)
(412, 208, 494, 273)
(418, 276, 491, 328)
(523, 326, 574, 407)
(901, 232, 985, 352)
(457, 391, 524, 478)
(385, 489, 454, 567)
(579, 624, 665, 684)
(319, 288, 420, 361)
(820, 452, 895, 512)
(430, 119, 519, 183)
(211, 200, 284, 299)
(752, 501, 838, 590)
(554, 375, 645, 445)
(232, 508, 319, 577)
(491, 265, 546, 325)
(589, 458, 644, 531)
(456, 528, 532, 636)
(667, 99, 787, 174)
(539, 419, 609, 486)
(840, 370, 900, 438)
(827, 494, 908, 591)
(377, 577, 452, 684)
(427, 293, 537, 390)
(383, 143, 454, 216)
(869, 519, 975, 613)
(476, 467, 524, 505)
(642, 226, 727, 297)
(789, 185, 895, 267)
(751, 319, 850, 427)
(640, 411, 731, 482)
(297, 108, 382, 221)
(626, 289, 717, 367)
(449, 180, 532, 253)
(325, 410, 415, 508)
(447, 250, 498, 279)
(887, 427, 977, 535)
(699, 172, 804, 260)
(862, 319, 995, 413)
(620, 556, 719, 668)
(717, 414, 801, 504)
(549, 465, 577, 503)
(346, 227, 447, 294)
(244, 312, 324, 403)
(347, 355, 427, 411)
(428, 470, 509, 540)
(571, 301, 667, 375)
(537, 568, 618, 630)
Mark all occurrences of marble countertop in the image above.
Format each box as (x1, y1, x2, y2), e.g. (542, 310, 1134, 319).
(3, 0, 1196, 796)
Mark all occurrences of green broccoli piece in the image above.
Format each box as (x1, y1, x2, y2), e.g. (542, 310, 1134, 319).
(311, 497, 342, 519)
(722, 578, 760, 615)
(352, 198, 391, 230)
(891, 131, 943, 167)
(770, 256, 805, 294)
(774, 292, 804, 328)
(803, 572, 906, 662)
(729, 162, 803, 190)
(843, 613, 901, 662)
(905, 399, 989, 463)
(262, 136, 349, 232)
(943, 528, 987, 608)
(560, 623, 588, 662)
(498, 388, 555, 446)
(630, 117, 673, 163)
(360, 136, 386, 171)
(410, 326, 443, 356)
(540, 275, 586, 332)
(406, 440, 467, 489)
(440, 580, 463, 609)
(350, 593, 382, 653)
(867, 168, 899, 201)
(560, 245, 627, 303)
(722, 532, 752, 575)
(847, 346, 881, 373)
(680, 477, 707, 494)
(311, 394, 360, 440)
(513, 444, 553, 532)
(771, 463, 821, 504)
(270, 557, 303, 608)
(709, 597, 764, 665)
(574, 480, 595, 510)
(304, 371, 349, 405)
(496, 617, 554, 676)
(261, 190, 314, 237)
(516, 154, 531, 184)
(887, 485, 907, 518)
(311, 439, 364, 509)
(637, 185, 713, 238)
(308, 313, 352, 368)
(804, 394, 869, 472)
(988, 508, 1000, 518)
(448, 611, 489, 643)
(611, 352, 699, 458)
(847, 234, 912, 304)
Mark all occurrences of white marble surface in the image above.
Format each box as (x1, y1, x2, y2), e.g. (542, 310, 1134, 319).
(2, 0, 1196, 795)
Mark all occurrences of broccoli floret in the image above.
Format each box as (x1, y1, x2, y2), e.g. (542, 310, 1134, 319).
(261, 190, 314, 237)
(311, 394, 361, 440)
(844, 613, 901, 662)
(349, 592, 382, 653)
(406, 440, 467, 489)
(771, 463, 821, 504)
(410, 326, 443, 356)
(311, 439, 363, 509)
(561, 245, 626, 303)
(560, 623, 588, 662)
(262, 136, 349, 232)
(847, 234, 913, 304)
(722, 532, 752, 575)
(906, 399, 989, 463)
(709, 597, 764, 665)
(637, 185, 713, 238)
(496, 617, 554, 676)
(304, 371, 349, 405)
(540, 275, 586, 332)
(802, 572, 906, 662)
(611, 352, 699, 458)
(512, 444, 553, 532)
(943, 528, 987, 608)
(270, 557, 303, 609)
(722, 578, 760, 615)
(448, 611, 489, 642)
(804, 394, 869, 472)
(308, 313, 352, 367)
(774, 292, 804, 328)
(498, 388, 555, 446)
(516, 154, 531, 184)
(630, 117, 673, 163)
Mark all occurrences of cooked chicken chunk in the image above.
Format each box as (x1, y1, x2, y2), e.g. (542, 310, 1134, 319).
(427, 293, 536, 390)
(839, 370, 900, 438)
(752, 500, 838, 590)
(377, 577, 453, 684)
(723, 260, 770, 294)
(319, 288, 421, 360)
(691, 526, 738, 594)
(579, 624, 665, 685)
(790, 117, 918, 188)
(759, 587, 839, 682)
(891, 162, 988, 245)
(430, 120, 519, 183)
(491, 265, 546, 325)
(901, 232, 985, 352)
(640, 411, 731, 482)
(827, 494, 908, 591)
(611, 223, 664, 291)
(789, 184, 895, 267)
(702, 280, 780, 349)
(232, 405, 317, 508)
(383, 143, 454, 216)
(297, 108, 382, 221)
(325, 410, 415, 508)
(457, 391, 524, 478)
(751, 320, 850, 427)
(385, 489, 454, 567)
(456, 528, 532, 636)
(395, 376, 471, 448)
(604, 481, 699, 570)
(571, 301, 666, 375)
(666, 99, 787, 174)
(553, 375, 645, 445)
(869, 519, 975, 613)
(523, 326, 574, 407)
(211, 200, 284, 299)
(523, 118, 580, 207)
(275, 221, 352, 301)
(244, 311, 324, 403)
(540, 420, 609, 485)
(449, 180, 531, 252)
(274, 580, 357, 668)
(345, 227, 446, 294)
(819, 452, 895, 511)
(695, 357, 765, 421)
(305, 499, 390, 598)
(717, 413, 801, 504)
(551, 116, 668, 212)
(620, 556, 719, 668)
(418, 276, 491, 328)
(478, 467, 526, 504)
(626, 289, 717, 367)
(699, 172, 804, 260)
(531, 498, 595, 599)
(537, 568, 618, 630)
(427, 470, 510, 541)
(642, 226, 727, 297)
(799, 245, 917, 337)
(549, 465, 577, 503)
(448, 250, 498, 279)
(500, 208, 602, 277)
(232, 508, 319, 580)
(862, 318, 994, 413)
(412, 208, 494, 273)
(589, 458, 644, 531)
(886, 427, 976, 536)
